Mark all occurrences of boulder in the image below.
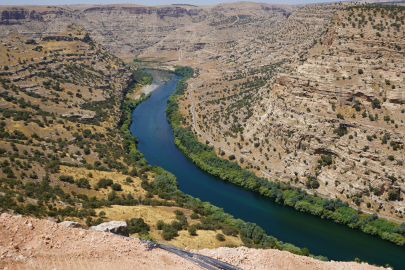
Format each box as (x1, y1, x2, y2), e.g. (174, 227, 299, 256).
(89, 221, 128, 237)
(60, 221, 83, 229)
(46, 217, 59, 223)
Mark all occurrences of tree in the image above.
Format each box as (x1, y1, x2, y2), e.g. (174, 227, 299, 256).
(358, 69, 363, 74)
(229, 155, 236, 160)
(98, 211, 106, 217)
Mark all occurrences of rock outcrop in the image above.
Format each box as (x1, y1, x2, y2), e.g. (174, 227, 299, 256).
(60, 221, 83, 229)
(0, 3, 299, 56)
(89, 221, 129, 237)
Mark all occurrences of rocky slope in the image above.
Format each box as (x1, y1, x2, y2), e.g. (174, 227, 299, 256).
(255, 4, 405, 217)
(0, 213, 385, 270)
(0, 3, 299, 58)
(173, 4, 405, 220)
(0, 25, 246, 251)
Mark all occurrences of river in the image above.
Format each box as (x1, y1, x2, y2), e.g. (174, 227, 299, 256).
(129, 70, 404, 269)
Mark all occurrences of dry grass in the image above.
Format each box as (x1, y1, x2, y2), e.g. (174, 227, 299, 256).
(58, 166, 146, 199)
(95, 205, 243, 249)
(168, 230, 243, 249)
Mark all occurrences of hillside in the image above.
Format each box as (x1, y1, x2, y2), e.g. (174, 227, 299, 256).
(0, 213, 384, 270)
(0, 26, 247, 250)
(0, 3, 299, 61)
(0, 1, 404, 268)
(169, 4, 405, 222)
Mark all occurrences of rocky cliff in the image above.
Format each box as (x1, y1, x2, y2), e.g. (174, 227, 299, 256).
(0, 3, 299, 57)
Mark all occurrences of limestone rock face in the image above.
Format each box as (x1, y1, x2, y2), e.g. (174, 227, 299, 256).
(89, 221, 129, 237)
(60, 221, 83, 229)
(0, 3, 300, 56)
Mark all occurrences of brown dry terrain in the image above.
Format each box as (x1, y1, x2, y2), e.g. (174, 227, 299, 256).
(0, 213, 385, 270)
(0, 2, 404, 269)
(0, 23, 243, 252)
(170, 4, 405, 220)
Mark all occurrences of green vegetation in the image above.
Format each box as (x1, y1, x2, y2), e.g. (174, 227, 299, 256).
(126, 217, 150, 236)
(174, 66, 194, 78)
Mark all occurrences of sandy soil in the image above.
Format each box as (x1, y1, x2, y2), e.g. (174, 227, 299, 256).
(134, 84, 159, 99)
(0, 213, 386, 270)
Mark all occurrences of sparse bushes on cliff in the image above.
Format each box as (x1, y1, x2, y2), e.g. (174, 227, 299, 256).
(371, 98, 381, 109)
(164, 71, 405, 248)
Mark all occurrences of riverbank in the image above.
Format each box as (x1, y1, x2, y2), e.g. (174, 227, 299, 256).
(134, 83, 159, 99)
(129, 70, 332, 261)
(155, 68, 403, 268)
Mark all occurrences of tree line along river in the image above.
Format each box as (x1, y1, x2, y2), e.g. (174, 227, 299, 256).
(129, 70, 404, 269)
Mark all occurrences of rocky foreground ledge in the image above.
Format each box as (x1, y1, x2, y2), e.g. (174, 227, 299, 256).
(0, 213, 387, 270)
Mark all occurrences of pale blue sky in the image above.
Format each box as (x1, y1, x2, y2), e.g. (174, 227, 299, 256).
(0, 0, 339, 6)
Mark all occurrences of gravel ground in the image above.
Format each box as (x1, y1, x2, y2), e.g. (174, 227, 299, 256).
(0, 213, 386, 270)
(134, 84, 159, 99)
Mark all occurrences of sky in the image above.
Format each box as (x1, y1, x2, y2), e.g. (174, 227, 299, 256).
(0, 0, 339, 6)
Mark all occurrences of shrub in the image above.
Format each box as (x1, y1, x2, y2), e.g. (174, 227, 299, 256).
(371, 99, 381, 109)
(86, 217, 92, 227)
(161, 224, 179, 240)
(157, 220, 165, 230)
(75, 178, 90, 189)
(358, 69, 363, 75)
(111, 183, 122, 191)
(127, 218, 150, 234)
(216, 233, 225, 241)
(190, 213, 199, 219)
(188, 225, 197, 236)
(59, 175, 74, 183)
(97, 178, 113, 188)
(171, 220, 183, 231)
(92, 218, 103, 226)
(222, 225, 239, 236)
